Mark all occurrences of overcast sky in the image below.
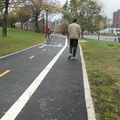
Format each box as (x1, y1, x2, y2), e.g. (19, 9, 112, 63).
(100, 0, 120, 19)
(58, 0, 120, 20)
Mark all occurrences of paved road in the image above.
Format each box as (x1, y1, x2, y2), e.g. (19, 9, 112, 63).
(0, 35, 95, 120)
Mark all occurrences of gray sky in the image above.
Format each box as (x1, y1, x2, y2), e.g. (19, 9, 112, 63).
(100, 0, 120, 19)
(58, 0, 120, 19)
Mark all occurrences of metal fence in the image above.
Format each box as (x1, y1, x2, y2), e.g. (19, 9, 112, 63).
(84, 35, 119, 42)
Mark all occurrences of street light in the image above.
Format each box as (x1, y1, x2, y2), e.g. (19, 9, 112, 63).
(98, 26, 100, 40)
(42, 14, 45, 33)
(46, 7, 48, 29)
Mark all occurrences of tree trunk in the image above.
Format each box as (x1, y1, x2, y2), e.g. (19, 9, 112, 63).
(35, 15, 39, 33)
(21, 22, 23, 30)
(2, 0, 9, 36)
(81, 30, 84, 38)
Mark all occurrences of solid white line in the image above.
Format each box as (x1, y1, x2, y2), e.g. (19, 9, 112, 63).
(79, 44, 96, 120)
(0, 37, 67, 120)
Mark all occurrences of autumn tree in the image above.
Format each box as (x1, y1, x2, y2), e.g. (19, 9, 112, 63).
(0, 0, 9, 36)
(8, 13, 18, 28)
(0, 0, 21, 36)
(19, 0, 62, 32)
(0, 0, 62, 35)
(17, 0, 42, 32)
(9, 8, 30, 29)
(0, 1, 4, 14)
(0, 1, 4, 27)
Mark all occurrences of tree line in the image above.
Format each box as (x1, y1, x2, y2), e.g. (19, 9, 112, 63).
(0, 0, 62, 36)
(0, 0, 111, 37)
(61, 0, 111, 37)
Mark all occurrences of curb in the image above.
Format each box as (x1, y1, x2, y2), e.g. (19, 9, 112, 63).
(79, 44, 96, 120)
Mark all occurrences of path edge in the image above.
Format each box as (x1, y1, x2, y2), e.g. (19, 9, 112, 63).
(79, 44, 96, 120)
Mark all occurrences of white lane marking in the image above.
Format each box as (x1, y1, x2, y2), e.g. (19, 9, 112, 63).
(1, 37, 67, 120)
(79, 44, 96, 120)
(39, 44, 47, 48)
(53, 44, 63, 47)
(39, 43, 63, 48)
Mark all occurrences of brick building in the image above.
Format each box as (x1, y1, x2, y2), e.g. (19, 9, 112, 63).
(113, 9, 120, 28)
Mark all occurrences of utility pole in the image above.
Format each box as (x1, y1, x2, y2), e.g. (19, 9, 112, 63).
(42, 14, 45, 33)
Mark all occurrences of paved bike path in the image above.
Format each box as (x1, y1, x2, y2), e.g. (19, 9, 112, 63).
(16, 38, 88, 120)
(0, 35, 95, 120)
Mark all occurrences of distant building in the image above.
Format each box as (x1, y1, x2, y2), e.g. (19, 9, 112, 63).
(14, 18, 68, 33)
(113, 9, 120, 28)
(100, 28, 120, 35)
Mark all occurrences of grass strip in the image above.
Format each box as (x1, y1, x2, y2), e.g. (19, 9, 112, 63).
(80, 39, 120, 120)
(0, 28, 46, 57)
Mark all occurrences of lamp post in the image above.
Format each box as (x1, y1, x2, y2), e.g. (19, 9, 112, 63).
(98, 25, 100, 40)
(42, 14, 45, 33)
(46, 7, 48, 29)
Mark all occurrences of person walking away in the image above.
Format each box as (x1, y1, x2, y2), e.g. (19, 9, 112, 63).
(68, 19, 81, 59)
(46, 26, 52, 42)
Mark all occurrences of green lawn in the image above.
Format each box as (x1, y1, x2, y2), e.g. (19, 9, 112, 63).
(80, 39, 120, 120)
(0, 28, 46, 57)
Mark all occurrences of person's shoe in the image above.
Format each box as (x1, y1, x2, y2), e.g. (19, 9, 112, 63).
(71, 57, 77, 60)
(68, 54, 72, 59)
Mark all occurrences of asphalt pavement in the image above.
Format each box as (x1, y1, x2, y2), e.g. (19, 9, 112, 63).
(0, 35, 95, 120)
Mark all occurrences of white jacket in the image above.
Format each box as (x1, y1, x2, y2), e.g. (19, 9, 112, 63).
(68, 23, 81, 39)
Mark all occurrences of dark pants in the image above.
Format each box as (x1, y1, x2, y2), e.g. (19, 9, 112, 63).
(69, 39, 78, 57)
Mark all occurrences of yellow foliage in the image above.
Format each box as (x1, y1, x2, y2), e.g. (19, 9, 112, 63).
(9, 0, 62, 17)
(10, 8, 30, 16)
(43, 0, 62, 13)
